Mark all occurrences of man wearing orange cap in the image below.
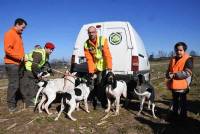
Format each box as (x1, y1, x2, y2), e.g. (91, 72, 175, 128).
(20, 42, 55, 109)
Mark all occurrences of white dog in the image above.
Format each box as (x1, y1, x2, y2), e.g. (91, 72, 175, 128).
(104, 72, 127, 115)
(55, 78, 92, 121)
(35, 73, 76, 115)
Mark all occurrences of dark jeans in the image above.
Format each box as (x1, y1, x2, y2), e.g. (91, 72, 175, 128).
(91, 70, 107, 109)
(5, 64, 20, 108)
(20, 71, 38, 106)
(172, 91, 188, 118)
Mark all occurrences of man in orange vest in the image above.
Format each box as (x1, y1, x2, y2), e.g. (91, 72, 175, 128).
(84, 26, 112, 109)
(4, 18, 27, 113)
(166, 42, 193, 119)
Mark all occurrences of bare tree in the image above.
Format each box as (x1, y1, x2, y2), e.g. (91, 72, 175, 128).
(168, 51, 175, 57)
(190, 50, 198, 56)
(157, 50, 167, 58)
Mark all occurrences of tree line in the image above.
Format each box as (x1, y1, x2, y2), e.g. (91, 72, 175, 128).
(149, 50, 199, 61)
(0, 50, 199, 79)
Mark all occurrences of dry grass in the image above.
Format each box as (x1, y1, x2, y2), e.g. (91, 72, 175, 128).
(0, 58, 200, 134)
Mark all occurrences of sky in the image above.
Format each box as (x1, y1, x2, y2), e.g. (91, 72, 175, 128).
(0, 0, 200, 63)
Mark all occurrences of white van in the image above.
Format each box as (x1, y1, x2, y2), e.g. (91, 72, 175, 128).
(70, 21, 150, 81)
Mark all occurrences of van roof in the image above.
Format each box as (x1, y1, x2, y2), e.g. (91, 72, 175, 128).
(83, 21, 130, 28)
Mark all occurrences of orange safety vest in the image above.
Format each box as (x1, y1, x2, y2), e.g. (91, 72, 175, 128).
(168, 53, 190, 90)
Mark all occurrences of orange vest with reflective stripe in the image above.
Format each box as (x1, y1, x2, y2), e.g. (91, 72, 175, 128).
(168, 53, 190, 90)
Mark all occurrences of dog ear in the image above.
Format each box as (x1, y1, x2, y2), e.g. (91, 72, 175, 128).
(138, 74, 145, 85)
(105, 72, 109, 79)
(112, 75, 117, 89)
(71, 72, 77, 76)
(142, 75, 146, 83)
(104, 73, 110, 82)
(75, 78, 81, 86)
(103, 73, 109, 87)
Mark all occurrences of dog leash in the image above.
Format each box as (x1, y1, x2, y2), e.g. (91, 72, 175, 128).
(27, 60, 67, 75)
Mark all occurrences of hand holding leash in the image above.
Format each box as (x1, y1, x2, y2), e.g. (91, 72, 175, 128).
(89, 73, 97, 80)
(37, 72, 51, 80)
(28, 60, 66, 75)
(106, 69, 112, 74)
(169, 72, 174, 79)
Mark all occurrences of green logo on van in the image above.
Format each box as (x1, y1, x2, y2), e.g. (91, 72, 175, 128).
(109, 32, 122, 45)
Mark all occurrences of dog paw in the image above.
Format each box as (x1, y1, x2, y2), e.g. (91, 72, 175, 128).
(71, 118, 77, 121)
(38, 110, 43, 113)
(137, 112, 141, 116)
(114, 112, 119, 116)
(54, 118, 58, 121)
(105, 109, 110, 113)
(86, 110, 90, 113)
(48, 112, 53, 115)
(153, 116, 158, 119)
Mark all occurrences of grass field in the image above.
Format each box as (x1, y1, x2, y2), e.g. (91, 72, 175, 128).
(0, 58, 199, 134)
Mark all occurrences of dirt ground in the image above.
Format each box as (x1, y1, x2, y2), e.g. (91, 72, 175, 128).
(0, 59, 200, 134)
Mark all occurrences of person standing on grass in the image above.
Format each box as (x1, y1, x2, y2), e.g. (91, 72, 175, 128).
(4, 18, 27, 113)
(166, 42, 193, 120)
(84, 26, 112, 109)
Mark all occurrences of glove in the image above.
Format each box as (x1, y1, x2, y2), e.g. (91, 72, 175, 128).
(47, 68, 54, 76)
(107, 69, 112, 73)
(47, 68, 53, 73)
(37, 72, 43, 80)
(37, 72, 50, 80)
(168, 72, 174, 79)
(89, 73, 94, 78)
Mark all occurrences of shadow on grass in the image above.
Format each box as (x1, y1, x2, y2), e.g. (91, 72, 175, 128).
(187, 100, 200, 115)
(157, 98, 200, 116)
(126, 98, 200, 134)
(135, 116, 200, 134)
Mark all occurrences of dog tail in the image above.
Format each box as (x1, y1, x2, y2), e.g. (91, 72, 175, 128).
(134, 89, 149, 96)
(34, 86, 44, 105)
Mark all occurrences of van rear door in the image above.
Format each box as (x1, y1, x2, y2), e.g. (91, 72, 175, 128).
(103, 23, 132, 74)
